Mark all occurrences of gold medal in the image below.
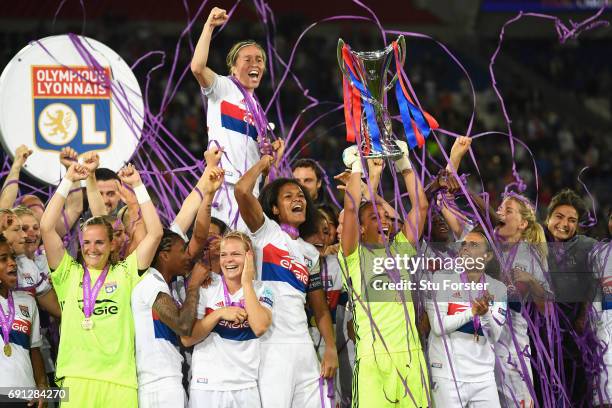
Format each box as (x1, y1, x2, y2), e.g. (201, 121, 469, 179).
(81, 317, 94, 330)
(3, 343, 11, 357)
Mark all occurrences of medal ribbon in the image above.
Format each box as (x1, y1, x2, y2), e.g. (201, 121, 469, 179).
(0, 291, 15, 348)
(82, 263, 110, 319)
(228, 76, 270, 144)
(221, 277, 245, 308)
(459, 272, 486, 337)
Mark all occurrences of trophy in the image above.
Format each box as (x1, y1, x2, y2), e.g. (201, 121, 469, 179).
(338, 35, 438, 159)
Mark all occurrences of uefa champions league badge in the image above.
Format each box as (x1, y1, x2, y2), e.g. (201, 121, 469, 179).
(0, 34, 144, 185)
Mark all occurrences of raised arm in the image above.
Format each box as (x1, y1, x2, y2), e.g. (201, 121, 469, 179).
(152, 262, 209, 336)
(363, 158, 383, 200)
(117, 182, 145, 256)
(40, 164, 90, 269)
(264, 139, 285, 186)
(55, 147, 84, 237)
(340, 146, 362, 256)
(188, 165, 225, 260)
(446, 135, 472, 174)
(393, 141, 428, 246)
(235, 155, 273, 232)
(82, 152, 108, 217)
(0, 145, 32, 209)
(118, 164, 163, 270)
(172, 149, 221, 236)
(191, 7, 228, 88)
(242, 250, 272, 336)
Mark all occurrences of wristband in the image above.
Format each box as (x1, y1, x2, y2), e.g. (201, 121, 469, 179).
(134, 184, 151, 204)
(56, 177, 73, 199)
(351, 160, 363, 174)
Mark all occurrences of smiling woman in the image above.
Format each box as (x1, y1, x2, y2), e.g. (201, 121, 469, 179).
(38, 162, 162, 408)
(234, 159, 339, 408)
(0, 234, 49, 402)
(182, 231, 274, 408)
(189, 7, 269, 231)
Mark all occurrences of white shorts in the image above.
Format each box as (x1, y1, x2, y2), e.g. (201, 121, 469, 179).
(259, 342, 332, 408)
(432, 376, 500, 408)
(139, 377, 186, 408)
(189, 386, 260, 408)
(594, 322, 612, 405)
(211, 183, 249, 233)
(495, 344, 533, 408)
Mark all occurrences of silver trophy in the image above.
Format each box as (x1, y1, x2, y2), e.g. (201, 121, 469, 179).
(338, 36, 406, 159)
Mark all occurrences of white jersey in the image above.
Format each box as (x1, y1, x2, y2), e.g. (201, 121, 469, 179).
(15, 254, 52, 296)
(0, 291, 42, 388)
(310, 255, 345, 356)
(497, 242, 549, 349)
(426, 271, 507, 382)
(201, 74, 260, 187)
(249, 215, 320, 344)
(594, 242, 612, 323)
(132, 268, 184, 388)
(191, 274, 273, 391)
(593, 242, 612, 405)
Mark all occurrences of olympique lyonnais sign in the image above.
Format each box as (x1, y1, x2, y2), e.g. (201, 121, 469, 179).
(32, 66, 112, 151)
(0, 35, 144, 185)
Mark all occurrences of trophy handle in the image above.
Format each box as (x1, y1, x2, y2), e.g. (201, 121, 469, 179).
(337, 38, 351, 81)
(384, 35, 406, 92)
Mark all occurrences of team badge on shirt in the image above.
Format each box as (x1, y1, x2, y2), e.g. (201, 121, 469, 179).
(104, 281, 117, 294)
(19, 305, 30, 318)
(23, 273, 35, 285)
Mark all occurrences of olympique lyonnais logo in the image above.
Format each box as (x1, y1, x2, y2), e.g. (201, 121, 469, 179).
(32, 65, 112, 152)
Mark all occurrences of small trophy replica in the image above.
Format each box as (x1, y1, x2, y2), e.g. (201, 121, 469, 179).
(338, 35, 438, 159)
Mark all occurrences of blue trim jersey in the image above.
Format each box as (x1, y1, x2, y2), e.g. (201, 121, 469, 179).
(201, 74, 261, 187)
(191, 274, 274, 391)
(0, 291, 42, 388)
(249, 215, 321, 344)
(132, 268, 184, 389)
(426, 271, 507, 382)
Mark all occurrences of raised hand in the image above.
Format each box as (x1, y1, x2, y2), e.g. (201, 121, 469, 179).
(204, 147, 223, 167)
(271, 138, 285, 166)
(81, 151, 100, 173)
(13, 145, 33, 168)
(240, 250, 256, 286)
(367, 158, 384, 177)
(59, 147, 78, 169)
(205, 7, 229, 28)
(258, 155, 275, 176)
(342, 145, 361, 172)
(393, 140, 412, 173)
(115, 180, 137, 206)
(65, 163, 90, 182)
(258, 136, 274, 156)
(202, 166, 225, 194)
(189, 261, 211, 289)
(333, 171, 351, 190)
(118, 164, 142, 187)
(436, 169, 461, 194)
(450, 136, 472, 161)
